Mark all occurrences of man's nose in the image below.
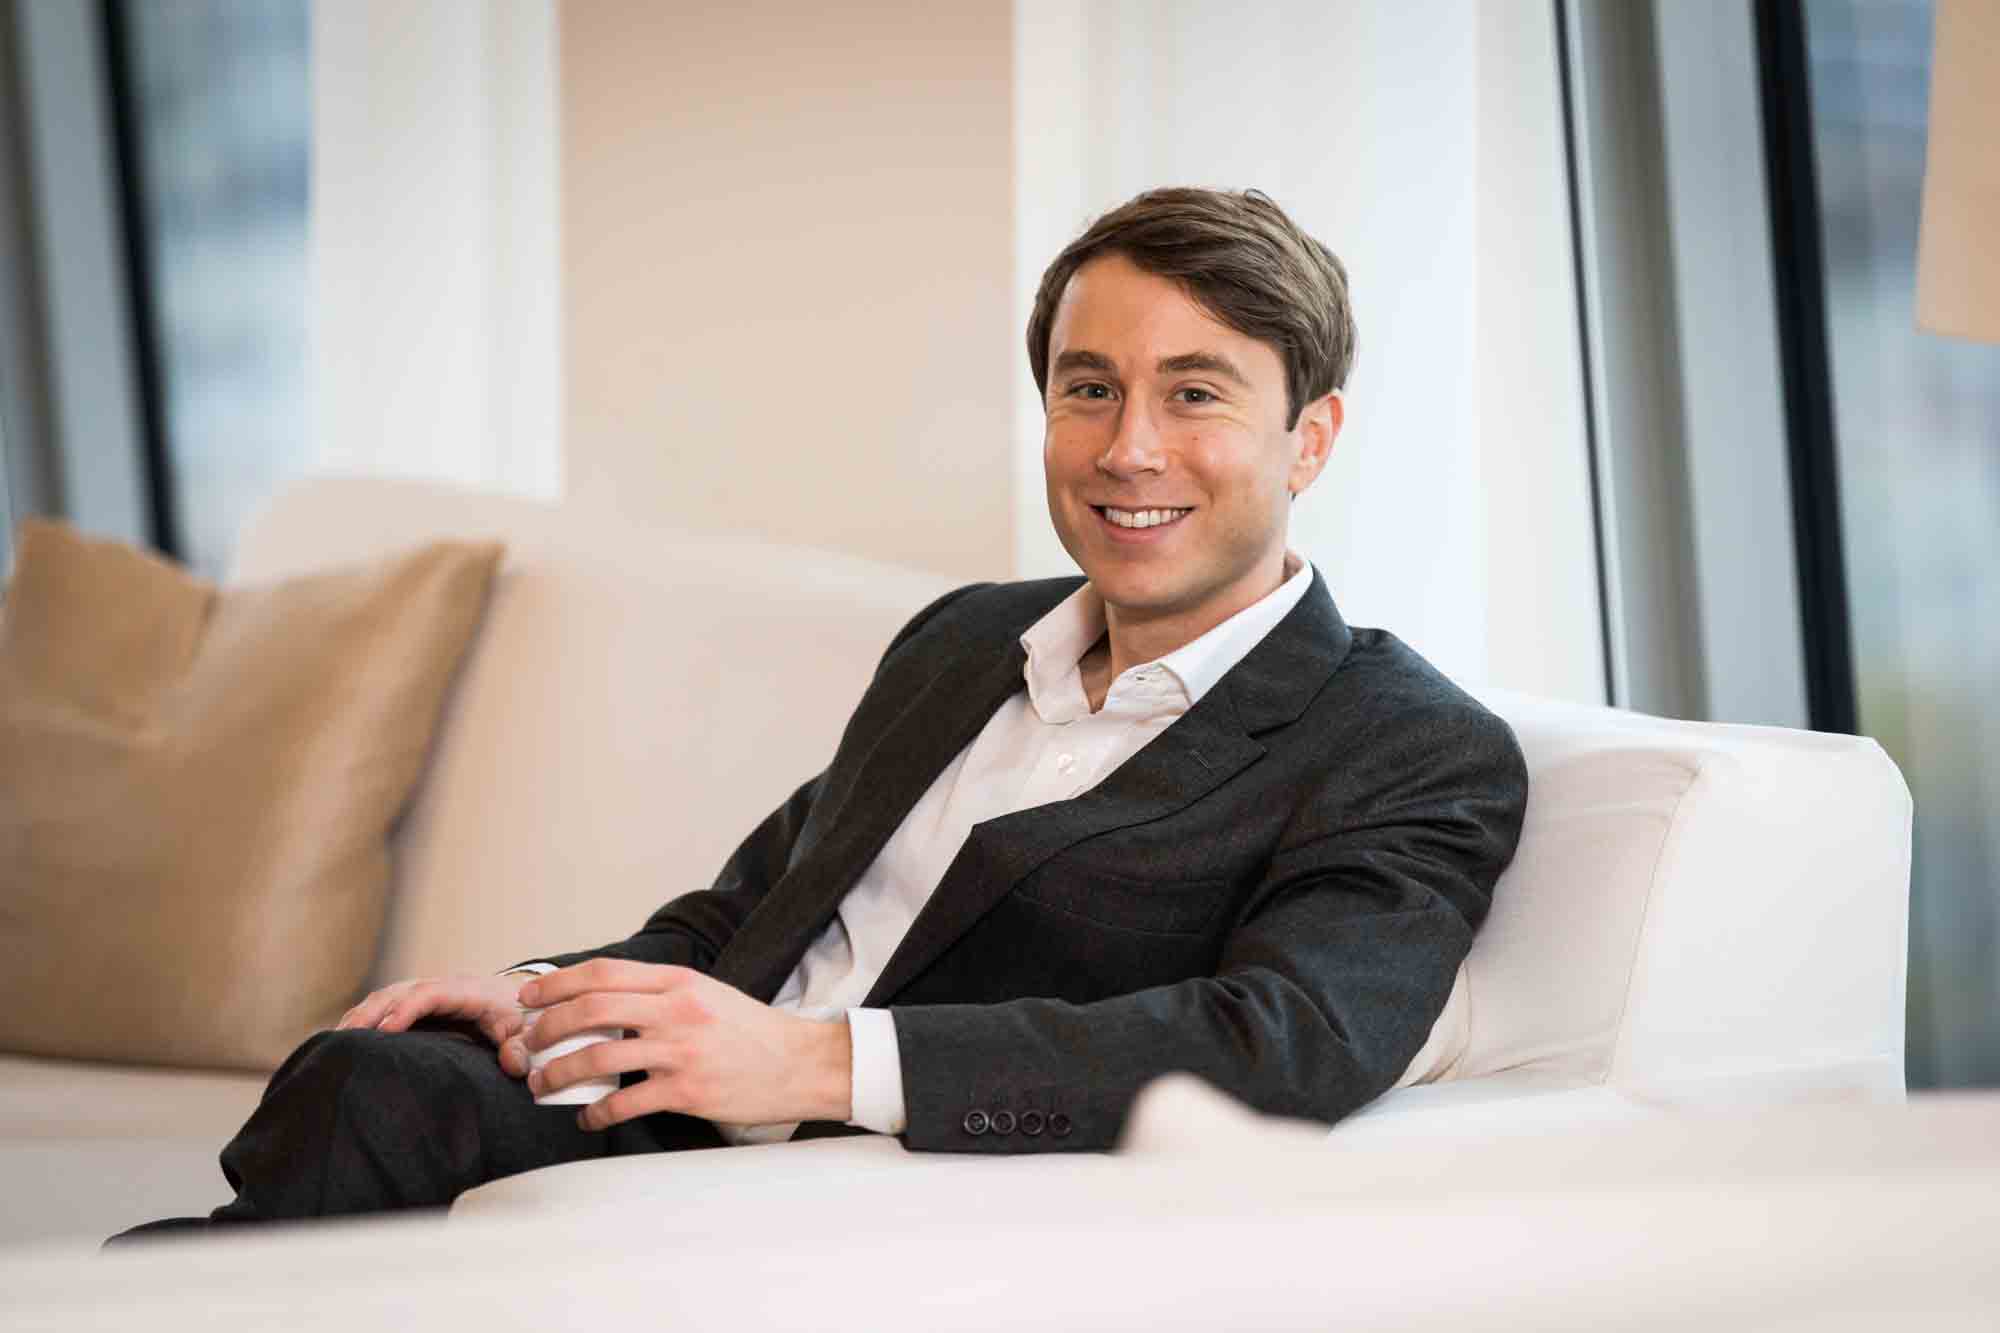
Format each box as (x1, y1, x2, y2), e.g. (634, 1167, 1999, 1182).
(1097, 402, 1167, 477)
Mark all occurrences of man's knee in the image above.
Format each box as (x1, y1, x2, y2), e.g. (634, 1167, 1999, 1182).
(282, 1025, 399, 1084)
(221, 1027, 496, 1220)
(267, 1026, 492, 1116)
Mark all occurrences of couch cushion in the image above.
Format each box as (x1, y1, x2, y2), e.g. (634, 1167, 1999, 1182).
(0, 520, 502, 1071)
(28, 1099, 2000, 1326)
(1449, 740, 1697, 1081)
(0, 1052, 265, 1247)
(1460, 689, 1911, 1096)
(0, 1052, 268, 1141)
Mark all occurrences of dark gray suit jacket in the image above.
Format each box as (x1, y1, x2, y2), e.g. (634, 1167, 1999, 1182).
(543, 571, 1529, 1152)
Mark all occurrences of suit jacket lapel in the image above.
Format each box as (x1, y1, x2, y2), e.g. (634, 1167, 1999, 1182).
(860, 690, 1264, 1005)
(861, 570, 1353, 1006)
(713, 639, 1030, 1000)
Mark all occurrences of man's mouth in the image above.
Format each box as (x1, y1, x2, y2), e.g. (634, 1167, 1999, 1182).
(1093, 505, 1194, 530)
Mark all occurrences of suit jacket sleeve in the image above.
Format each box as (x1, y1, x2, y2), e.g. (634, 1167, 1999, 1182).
(887, 703, 1528, 1152)
(519, 582, 988, 975)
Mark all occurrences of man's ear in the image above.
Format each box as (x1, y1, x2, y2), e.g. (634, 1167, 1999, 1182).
(1287, 390, 1343, 499)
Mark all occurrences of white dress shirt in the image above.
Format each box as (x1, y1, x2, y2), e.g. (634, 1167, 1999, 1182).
(521, 558, 1312, 1141)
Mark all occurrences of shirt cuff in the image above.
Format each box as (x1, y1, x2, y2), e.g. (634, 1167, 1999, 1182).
(503, 962, 557, 977)
(843, 1007, 907, 1135)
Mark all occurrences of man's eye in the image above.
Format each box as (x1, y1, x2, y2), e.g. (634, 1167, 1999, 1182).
(1175, 387, 1216, 405)
(1068, 382, 1114, 400)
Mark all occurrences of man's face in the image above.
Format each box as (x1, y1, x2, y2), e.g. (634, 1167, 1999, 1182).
(1042, 252, 1338, 642)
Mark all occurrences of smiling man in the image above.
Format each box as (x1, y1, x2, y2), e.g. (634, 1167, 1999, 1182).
(114, 188, 1528, 1239)
(1038, 246, 1341, 695)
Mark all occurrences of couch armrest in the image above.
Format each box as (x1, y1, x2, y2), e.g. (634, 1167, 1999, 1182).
(1609, 733, 1912, 1097)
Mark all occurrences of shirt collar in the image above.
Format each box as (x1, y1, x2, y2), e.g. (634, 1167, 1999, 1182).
(1020, 554, 1314, 723)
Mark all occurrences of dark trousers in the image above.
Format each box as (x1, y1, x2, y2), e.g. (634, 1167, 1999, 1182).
(202, 1023, 725, 1225)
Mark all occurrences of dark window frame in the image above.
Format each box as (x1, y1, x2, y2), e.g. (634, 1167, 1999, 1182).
(1753, 0, 1860, 735)
(98, 0, 180, 559)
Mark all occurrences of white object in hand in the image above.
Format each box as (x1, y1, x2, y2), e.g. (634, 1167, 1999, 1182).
(521, 1007, 620, 1106)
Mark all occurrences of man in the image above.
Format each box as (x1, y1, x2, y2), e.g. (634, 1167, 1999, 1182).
(115, 187, 1526, 1237)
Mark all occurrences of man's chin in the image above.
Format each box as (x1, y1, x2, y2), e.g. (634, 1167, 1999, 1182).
(1084, 574, 1198, 623)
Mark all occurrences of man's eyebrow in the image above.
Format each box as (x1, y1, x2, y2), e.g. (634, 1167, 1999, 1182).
(1156, 352, 1250, 387)
(1050, 349, 1251, 387)
(1051, 349, 1119, 378)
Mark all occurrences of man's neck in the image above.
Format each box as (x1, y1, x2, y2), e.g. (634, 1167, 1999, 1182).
(1077, 637, 1116, 714)
(1078, 552, 1296, 713)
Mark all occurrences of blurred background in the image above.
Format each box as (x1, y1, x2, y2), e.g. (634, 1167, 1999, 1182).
(0, 0, 1992, 1090)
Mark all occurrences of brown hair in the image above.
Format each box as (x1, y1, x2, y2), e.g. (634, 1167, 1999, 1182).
(1026, 187, 1358, 429)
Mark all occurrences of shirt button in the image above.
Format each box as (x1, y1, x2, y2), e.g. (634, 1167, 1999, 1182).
(963, 1110, 990, 1136)
(1055, 753, 1075, 774)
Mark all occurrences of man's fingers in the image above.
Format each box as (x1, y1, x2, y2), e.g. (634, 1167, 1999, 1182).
(530, 1036, 667, 1102)
(335, 975, 525, 1036)
(521, 960, 692, 1007)
(572, 1075, 674, 1133)
(520, 992, 663, 1054)
(486, 1010, 533, 1075)
(477, 1010, 523, 1051)
(375, 981, 452, 1033)
(335, 986, 404, 1030)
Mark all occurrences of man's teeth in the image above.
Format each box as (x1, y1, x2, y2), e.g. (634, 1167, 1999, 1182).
(1102, 507, 1192, 529)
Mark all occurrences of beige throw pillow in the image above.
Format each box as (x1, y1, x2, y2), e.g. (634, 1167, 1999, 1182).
(0, 519, 503, 1071)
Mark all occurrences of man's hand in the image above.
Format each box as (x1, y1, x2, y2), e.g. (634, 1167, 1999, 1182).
(507, 960, 854, 1131)
(336, 974, 534, 1059)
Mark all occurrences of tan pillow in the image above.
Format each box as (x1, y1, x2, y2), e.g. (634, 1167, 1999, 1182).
(0, 519, 503, 1071)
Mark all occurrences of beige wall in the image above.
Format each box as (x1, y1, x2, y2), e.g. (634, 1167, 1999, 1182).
(561, 1, 1015, 580)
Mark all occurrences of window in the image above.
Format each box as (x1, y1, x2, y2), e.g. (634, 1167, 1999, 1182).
(113, 0, 310, 579)
(1799, 0, 2000, 1087)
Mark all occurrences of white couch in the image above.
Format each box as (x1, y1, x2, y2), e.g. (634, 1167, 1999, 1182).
(0, 477, 1914, 1253)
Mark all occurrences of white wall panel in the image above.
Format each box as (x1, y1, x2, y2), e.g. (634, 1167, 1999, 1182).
(310, 0, 561, 501)
(1013, 0, 1603, 700)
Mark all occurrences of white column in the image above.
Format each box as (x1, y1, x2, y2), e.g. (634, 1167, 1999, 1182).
(309, 0, 561, 500)
(1011, 0, 1089, 581)
(1476, 0, 1607, 705)
(1013, 0, 1602, 698)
